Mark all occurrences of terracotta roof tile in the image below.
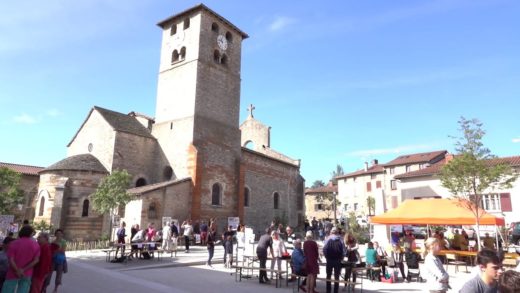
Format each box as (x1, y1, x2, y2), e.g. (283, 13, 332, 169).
(305, 185, 338, 194)
(336, 164, 385, 179)
(384, 150, 447, 167)
(0, 162, 44, 176)
(396, 155, 520, 179)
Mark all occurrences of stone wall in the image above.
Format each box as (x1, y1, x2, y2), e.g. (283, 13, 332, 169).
(112, 132, 162, 186)
(36, 170, 106, 240)
(123, 180, 192, 229)
(241, 149, 304, 234)
(67, 110, 116, 172)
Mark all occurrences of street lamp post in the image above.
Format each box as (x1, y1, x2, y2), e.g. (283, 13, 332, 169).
(333, 191, 337, 225)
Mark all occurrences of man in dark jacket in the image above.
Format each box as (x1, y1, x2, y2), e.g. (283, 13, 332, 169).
(256, 228, 274, 284)
(323, 227, 346, 293)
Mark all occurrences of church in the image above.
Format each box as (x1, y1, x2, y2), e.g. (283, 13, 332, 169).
(32, 4, 305, 240)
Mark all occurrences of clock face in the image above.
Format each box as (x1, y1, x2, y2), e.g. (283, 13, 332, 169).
(217, 35, 228, 51)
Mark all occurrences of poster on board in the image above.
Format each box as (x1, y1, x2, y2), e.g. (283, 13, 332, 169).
(390, 225, 403, 233)
(227, 217, 240, 230)
(0, 215, 14, 234)
(162, 217, 172, 227)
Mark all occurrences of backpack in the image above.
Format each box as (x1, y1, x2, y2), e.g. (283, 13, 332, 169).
(324, 238, 344, 260)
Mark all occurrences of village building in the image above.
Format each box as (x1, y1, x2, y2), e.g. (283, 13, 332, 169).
(28, 4, 304, 240)
(304, 182, 338, 220)
(395, 155, 520, 226)
(335, 150, 447, 218)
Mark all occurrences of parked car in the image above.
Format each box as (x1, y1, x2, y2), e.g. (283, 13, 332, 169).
(509, 222, 520, 245)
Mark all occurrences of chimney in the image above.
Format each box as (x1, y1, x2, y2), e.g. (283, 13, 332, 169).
(445, 153, 454, 163)
(364, 162, 369, 171)
(371, 159, 378, 166)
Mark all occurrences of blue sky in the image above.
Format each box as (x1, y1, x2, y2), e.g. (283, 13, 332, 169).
(1, 0, 519, 185)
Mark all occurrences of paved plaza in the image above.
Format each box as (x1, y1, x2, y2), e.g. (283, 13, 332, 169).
(52, 245, 481, 293)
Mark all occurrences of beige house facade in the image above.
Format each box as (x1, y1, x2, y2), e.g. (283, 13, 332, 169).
(336, 151, 447, 218)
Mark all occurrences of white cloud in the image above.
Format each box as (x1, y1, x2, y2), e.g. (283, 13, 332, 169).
(512, 138, 520, 143)
(347, 144, 432, 158)
(46, 109, 61, 117)
(268, 16, 297, 32)
(13, 113, 38, 124)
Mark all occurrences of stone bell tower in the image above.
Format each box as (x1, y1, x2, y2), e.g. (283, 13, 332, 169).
(152, 4, 249, 221)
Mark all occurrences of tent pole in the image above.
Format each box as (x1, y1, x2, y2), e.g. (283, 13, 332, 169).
(495, 225, 500, 250)
(427, 224, 430, 237)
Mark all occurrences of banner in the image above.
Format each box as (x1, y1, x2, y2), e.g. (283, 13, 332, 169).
(227, 217, 240, 230)
(0, 215, 14, 234)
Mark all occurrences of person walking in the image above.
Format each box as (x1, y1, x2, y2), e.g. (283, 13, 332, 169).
(182, 220, 193, 253)
(206, 225, 217, 267)
(323, 227, 345, 293)
(256, 228, 274, 284)
(303, 231, 320, 293)
(422, 237, 449, 293)
(45, 229, 67, 293)
(115, 222, 126, 259)
(161, 222, 172, 252)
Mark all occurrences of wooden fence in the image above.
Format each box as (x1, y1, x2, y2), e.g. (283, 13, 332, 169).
(66, 240, 112, 251)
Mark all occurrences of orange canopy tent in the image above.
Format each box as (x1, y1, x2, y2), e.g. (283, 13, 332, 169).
(370, 198, 505, 226)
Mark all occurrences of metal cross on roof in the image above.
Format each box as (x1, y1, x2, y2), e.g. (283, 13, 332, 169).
(247, 103, 255, 118)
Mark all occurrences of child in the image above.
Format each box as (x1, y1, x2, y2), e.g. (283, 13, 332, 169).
(224, 235, 233, 268)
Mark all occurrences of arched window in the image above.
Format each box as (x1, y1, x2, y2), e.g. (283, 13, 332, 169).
(38, 196, 45, 216)
(244, 140, 255, 149)
(135, 178, 147, 187)
(212, 183, 222, 206)
(180, 47, 186, 60)
(225, 31, 233, 43)
(170, 24, 177, 35)
(163, 166, 173, 180)
(183, 18, 190, 30)
(148, 203, 157, 219)
(220, 54, 228, 65)
(273, 192, 279, 209)
(172, 50, 179, 63)
(82, 199, 89, 217)
(213, 50, 220, 63)
(211, 22, 219, 32)
(244, 187, 250, 207)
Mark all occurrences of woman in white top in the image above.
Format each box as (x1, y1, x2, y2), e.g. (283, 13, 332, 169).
(270, 230, 287, 279)
(422, 237, 449, 293)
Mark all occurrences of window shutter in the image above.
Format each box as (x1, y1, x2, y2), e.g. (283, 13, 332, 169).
(366, 182, 372, 192)
(376, 181, 382, 188)
(500, 193, 512, 212)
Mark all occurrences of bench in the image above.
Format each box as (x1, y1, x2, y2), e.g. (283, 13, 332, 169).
(233, 266, 286, 288)
(101, 249, 116, 262)
(315, 277, 362, 293)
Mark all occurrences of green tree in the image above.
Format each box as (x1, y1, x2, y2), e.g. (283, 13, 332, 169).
(91, 170, 134, 239)
(0, 167, 24, 215)
(440, 117, 518, 250)
(330, 164, 344, 183)
(311, 180, 325, 188)
(366, 196, 376, 216)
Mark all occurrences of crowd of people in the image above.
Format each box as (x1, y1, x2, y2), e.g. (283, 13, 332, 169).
(0, 222, 67, 293)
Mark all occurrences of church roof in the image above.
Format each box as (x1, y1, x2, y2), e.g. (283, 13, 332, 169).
(0, 162, 44, 176)
(127, 178, 192, 195)
(43, 154, 109, 174)
(157, 3, 249, 39)
(67, 106, 155, 147)
(94, 106, 155, 139)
